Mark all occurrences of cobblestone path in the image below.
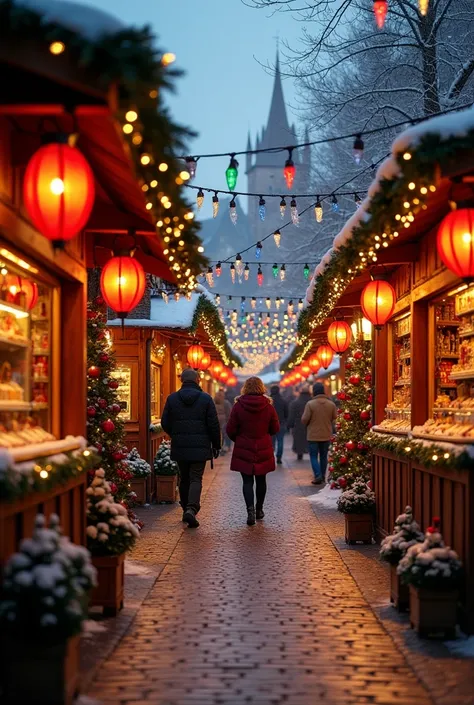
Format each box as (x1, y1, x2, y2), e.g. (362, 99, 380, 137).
(88, 458, 433, 705)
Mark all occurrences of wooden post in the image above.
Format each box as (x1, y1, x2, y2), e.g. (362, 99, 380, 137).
(61, 279, 86, 437)
(374, 325, 389, 425)
(411, 299, 429, 427)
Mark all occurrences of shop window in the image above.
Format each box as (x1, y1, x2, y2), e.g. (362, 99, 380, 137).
(150, 363, 161, 422)
(378, 313, 411, 434)
(110, 364, 132, 421)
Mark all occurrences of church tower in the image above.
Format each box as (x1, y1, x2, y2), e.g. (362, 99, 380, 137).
(246, 51, 310, 249)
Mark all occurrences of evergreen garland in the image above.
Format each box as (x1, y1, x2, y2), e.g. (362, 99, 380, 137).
(365, 430, 474, 471)
(190, 295, 242, 367)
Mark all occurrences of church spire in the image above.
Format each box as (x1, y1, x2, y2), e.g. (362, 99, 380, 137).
(255, 48, 293, 166)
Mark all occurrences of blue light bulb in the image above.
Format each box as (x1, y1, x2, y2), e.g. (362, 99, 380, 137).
(258, 196, 266, 221)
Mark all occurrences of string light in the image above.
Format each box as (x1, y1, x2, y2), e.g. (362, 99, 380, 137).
(196, 188, 204, 209)
(215, 261, 222, 277)
(331, 195, 339, 213)
(255, 241, 263, 259)
(314, 199, 323, 223)
(162, 292, 169, 304)
(185, 156, 197, 179)
(266, 297, 271, 309)
(287, 300, 294, 315)
(230, 263, 235, 283)
(298, 298, 304, 311)
(235, 253, 244, 278)
(272, 263, 279, 279)
(354, 193, 362, 208)
(205, 267, 214, 287)
(257, 266, 264, 286)
(251, 297, 257, 310)
(244, 263, 250, 281)
(273, 229, 281, 247)
(240, 297, 246, 313)
(373, 0, 388, 29)
(419, 0, 429, 14)
(226, 155, 239, 191)
(212, 192, 219, 218)
(229, 198, 237, 225)
(275, 297, 281, 310)
(353, 135, 364, 165)
(303, 263, 310, 280)
(49, 41, 65, 55)
(280, 197, 286, 218)
(280, 264, 286, 281)
(290, 198, 299, 226)
(283, 149, 296, 190)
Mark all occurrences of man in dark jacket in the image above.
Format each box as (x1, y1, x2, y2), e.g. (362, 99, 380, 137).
(270, 385, 288, 465)
(161, 368, 221, 528)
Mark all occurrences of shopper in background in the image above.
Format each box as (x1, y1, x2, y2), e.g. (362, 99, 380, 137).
(301, 382, 337, 485)
(214, 388, 232, 455)
(287, 384, 311, 460)
(269, 385, 288, 465)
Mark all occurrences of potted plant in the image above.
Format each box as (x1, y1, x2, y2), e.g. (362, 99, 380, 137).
(0, 513, 96, 705)
(154, 440, 178, 503)
(125, 447, 151, 504)
(380, 506, 424, 611)
(87, 468, 140, 616)
(397, 519, 463, 638)
(337, 479, 375, 544)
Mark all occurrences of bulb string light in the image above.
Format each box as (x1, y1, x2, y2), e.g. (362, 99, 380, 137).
(186, 183, 368, 200)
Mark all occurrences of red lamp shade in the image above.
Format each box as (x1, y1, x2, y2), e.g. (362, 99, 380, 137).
(23, 138, 95, 247)
(283, 159, 296, 190)
(308, 353, 321, 374)
(199, 351, 211, 371)
(227, 374, 238, 387)
(373, 0, 388, 29)
(6, 275, 38, 311)
(100, 255, 146, 320)
(327, 320, 352, 354)
(437, 209, 474, 281)
(219, 367, 230, 383)
(293, 371, 303, 382)
(360, 279, 395, 328)
(210, 360, 224, 378)
(300, 362, 311, 378)
(316, 344, 334, 370)
(187, 344, 205, 370)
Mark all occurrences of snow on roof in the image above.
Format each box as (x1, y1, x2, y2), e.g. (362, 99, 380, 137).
(305, 104, 474, 304)
(18, 0, 125, 40)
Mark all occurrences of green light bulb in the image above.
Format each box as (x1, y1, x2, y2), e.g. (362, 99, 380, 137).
(226, 156, 239, 191)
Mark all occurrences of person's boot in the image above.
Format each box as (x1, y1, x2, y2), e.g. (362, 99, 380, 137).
(256, 506, 265, 521)
(247, 507, 256, 526)
(183, 508, 200, 528)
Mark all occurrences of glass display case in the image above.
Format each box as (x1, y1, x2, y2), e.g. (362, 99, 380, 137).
(110, 365, 132, 421)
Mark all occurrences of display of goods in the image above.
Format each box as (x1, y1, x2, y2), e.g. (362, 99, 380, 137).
(435, 303, 458, 321)
(396, 316, 411, 337)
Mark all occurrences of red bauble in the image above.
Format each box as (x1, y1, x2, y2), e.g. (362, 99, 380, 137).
(368, 393, 373, 404)
(360, 410, 371, 420)
(365, 373, 372, 383)
(328, 466, 334, 474)
(86, 406, 96, 417)
(354, 351, 363, 360)
(101, 419, 115, 433)
(108, 380, 119, 390)
(368, 422, 373, 429)
(98, 399, 107, 409)
(367, 480, 373, 489)
(345, 362, 353, 370)
(330, 435, 336, 443)
(338, 477, 347, 489)
(330, 482, 337, 489)
(339, 455, 348, 465)
(357, 442, 367, 452)
(337, 391, 346, 401)
(335, 423, 341, 431)
(349, 375, 361, 386)
(337, 408, 344, 415)
(88, 366, 100, 378)
(109, 482, 118, 495)
(95, 296, 105, 307)
(111, 403, 121, 414)
(112, 451, 124, 461)
(99, 353, 109, 363)
(87, 310, 96, 320)
(343, 412, 351, 420)
(345, 441, 355, 451)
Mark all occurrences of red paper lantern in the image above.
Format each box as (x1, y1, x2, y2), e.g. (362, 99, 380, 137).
(308, 353, 321, 374)
(100, 254, 146, 323)
(23, 137, 95, 247)
(437, 209, 474, 281)
(361, 279, 395, 329)
(373, 0, 388, 29)
(187, 344, 205, 370)
(327, 320, 352, 354)
(199, 351, 211, 371)
(316, 344, 334, 370)
(227, 375, 238, 387)
(219, 367, 230, 383)
(6, 275, 39, 311)
(210, 360, 224, 378)
(300, 362, 311, 378)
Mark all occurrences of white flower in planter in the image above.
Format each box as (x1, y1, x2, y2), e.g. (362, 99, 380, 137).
(397, 521, 463, 590)
(380, 506, 424, 565)
(124, 447, 151, 478)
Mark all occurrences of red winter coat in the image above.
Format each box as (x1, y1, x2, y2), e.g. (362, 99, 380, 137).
(226, 394, 280, 475)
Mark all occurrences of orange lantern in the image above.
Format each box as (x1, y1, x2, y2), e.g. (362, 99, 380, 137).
(437, 209, 474, 281)
(210, 360, 224, 378)
(219, 367, 230, 383)
(308, 353, 321, 374)
(300, 362, 311, 378)
(316, 344, 334, 370)
(5, 275, 38, 311)
(100, 253, 146, 323)
(187, 344, 205, 370)
(23, 136, 95, 247)
(198, 351, 211, 371)
(227, 374, 238, 387)
(327, 320, 352, 354)
(360, 279, 395, 329)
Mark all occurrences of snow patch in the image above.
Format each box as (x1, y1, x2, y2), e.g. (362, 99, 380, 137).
(82, 619, 108, 635)
(444, 635, 474, 658)
(307, 484, 341, 508)
(124, 561, 156, 577)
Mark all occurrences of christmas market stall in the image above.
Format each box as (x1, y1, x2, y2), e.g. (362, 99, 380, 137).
(286, 106, 474, 631)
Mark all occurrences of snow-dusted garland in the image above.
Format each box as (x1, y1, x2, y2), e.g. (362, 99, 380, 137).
(364, 430, 474, 470)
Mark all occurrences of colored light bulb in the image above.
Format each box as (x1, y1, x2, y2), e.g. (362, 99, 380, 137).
(258, 196, 266, 221)
(331, 195, 339, 213)
(212, 192, 219, 218)
(266, 297, 271, 309)
(280, 264, 286, 281)
(373, 0, 388, 29)
(251, 297, 257, 310)
(230, 263, 235, 283)
(272, 263, 279, 279)
(283, 157, 296, 190)
(205, 267, 214, 288)
(290, 198, 299, 225)
(255, 242, 263, 259)
(229, 198, 237, 224)
(353, 135, 364, 165)
(419, 0, 429, 14)
(235, 253, 244, 277)
(196, 188, 204, 209)
(314, 199, 323, 223)
(257, 266, 263, 286)
(280, 198, 286, 219)
(215, 261, 222, 277)
(226, 155, 239, 190)
(273, 229, 281, 248)
(303, 263, 310, 280)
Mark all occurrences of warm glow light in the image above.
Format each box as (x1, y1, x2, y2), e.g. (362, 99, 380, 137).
(187, 344, 206, 370)
(162, 52, 176, 66)
(327, 320, 352, 353)
(49, 41, 65, 55)
(316, 344, 334, 370)
(437, 209, 474, 281)
(125, 110, 138, 123)
(360, 279, 396, 328)
(308, 353, 321, 374)
(100, 255, 146, 319)
(158, 163, 169, 172)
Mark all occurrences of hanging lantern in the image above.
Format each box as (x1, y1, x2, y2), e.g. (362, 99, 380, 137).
(210, 360, 224, 378)
(219, 367, 230, 383)
(308, 353, 321, 374)
(272, 263, 279, 279)
(437, 208, 474, 282)
(279, 198, 286, 219)
(229, 198, 237, 225)
(360, 279, 396, 328)
(227, 374, 238, 387)
(303, 263, 310, 280)
(257, 265, 264, 286)
(290, 198, 299, 225)
(100, 251, 146, 324)
(353, 135, 364, 165)
(316, 344, 334, 370)
(212, 192, 219, 218)
(258, 197, 266, 221)
(23, 135, 95, 248)
(273, 229, 281, 247)
(327, 320, 352, 353)
(283, 149, 296, 190)
(373, 0, 388, 29)
(314, 198, 323, 223)
(187, 344, 205, 370)
(196, 189, 204, 209)
(300, 362, 311, 378)
(226, 155, 239, 191)
(6, 275, 38, 311)
(185, 156, 197, 180)
(198, 351, 211, 371)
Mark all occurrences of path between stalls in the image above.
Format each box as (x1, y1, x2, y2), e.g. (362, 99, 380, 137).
(87, 454, 433, 705)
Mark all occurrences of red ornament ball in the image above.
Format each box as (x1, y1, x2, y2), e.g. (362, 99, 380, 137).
(345, 441, 355, 451)
(343, 412, 352, 421)
(108, 380, 119, 390)
(339, 455, 348, 465)
(367, 393, 373, 404)
(365, 373, 372, 383)
(101, 419, 115, 433)
(337, 391, 346, 401)
(109, 482, 118, 495)
(328, 466, 334, 474)
(360, 410, 371, 421)
(354, 351, 363, 360)
(87, 310, 96, 320)
(86, 406, 96, 418)
(95, 296, 105, 307)
(99, 353, 109, 363)
(345, 362, 353, 370)
(337, 408, 344, 415)
(111, 403, 121, 414)
(98, 399, 107, 409)
(330, 482, 337, 489)
(349, 375, 361, 386)
(112, 451, 124, 462)
(335, 423, 341, 431)
(338, 477, 347, 489)
(357, 442, 367, 452)
(88, 366, 100, 378)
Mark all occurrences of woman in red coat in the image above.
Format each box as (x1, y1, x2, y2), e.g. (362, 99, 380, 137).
(226, 376, 280, 525)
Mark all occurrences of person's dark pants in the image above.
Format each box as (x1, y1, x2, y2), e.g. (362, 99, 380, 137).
(178, 461, 206, 513)
(308, 441, 330, 480)
(241, 473, 267, 509)
(272, 429, 285, 460)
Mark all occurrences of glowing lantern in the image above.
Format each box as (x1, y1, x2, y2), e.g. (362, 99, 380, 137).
(199, 351, 211, 371)
(210, 360, 224, 378)
(6, 275, 38, 311)
(293, 371, 303, 382)
(227, 375, 238, 387)
(187, 344, 205, 370)
(373, 0, 388, 29)
(300, 362, 311, 378)
(23, 136, 95, 247)
(219, 367, 230, 383)
(437, 209, 474, 281)
(316, 344, 334, 370)
(308, 353, 321, 374)
(360, 279, 396, 328)
(100, 253, 146, 323)
(327, 320, 352, 354)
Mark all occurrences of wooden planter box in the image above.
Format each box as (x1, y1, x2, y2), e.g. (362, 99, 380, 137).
(90, 552, 125, 617)
(156, 474, 177, 503)
(130, 477, 147, 504)
(1, 633, 80, 705)
(390, 564, 410, 612)
(409, 585, 459, 638)
(344, 513, 373, 544)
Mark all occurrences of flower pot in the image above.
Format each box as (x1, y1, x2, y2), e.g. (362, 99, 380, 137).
(130, 477, 147, 504)
(1, 633, 80, 704)
(409, 585, 459, 638)
(90, 552, 125, 617)
(390, 564, 409, 612)
(344, 513, 373, 544)
(156, 474, 177, 503)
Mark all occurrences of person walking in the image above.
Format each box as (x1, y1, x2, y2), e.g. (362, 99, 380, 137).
(214, 388, 232, 455)
(269, 385, 288, 465)
(287, 384, 311, 460)
(161, 368, 221, 528)
(226, 376, 280, 525)
(301, 382, 337, 485)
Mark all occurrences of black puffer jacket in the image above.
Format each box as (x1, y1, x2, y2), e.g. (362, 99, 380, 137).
(161, 381, 221, 462)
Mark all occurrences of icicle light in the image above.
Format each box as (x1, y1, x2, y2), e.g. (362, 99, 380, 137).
(212, 192, 219, 218)
(196, 188, 204, 209)
(314, 199, 323, 223)
(290, 198, 299, 226)
(280, 197, 286, 219)
(258, 197, 266, 221)
(229, 198, 237, 225)
(215, 261, 222, 277)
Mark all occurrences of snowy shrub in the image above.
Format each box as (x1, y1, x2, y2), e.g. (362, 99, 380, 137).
(380, 506, 424, 565)
(397, 520, 463, 590)
(87, 469, 140, 556)
(0, 514, 96, 641)
(125, 447, 151, 478)
(154, 441, 178, 476)
(337, 479, 375, 514)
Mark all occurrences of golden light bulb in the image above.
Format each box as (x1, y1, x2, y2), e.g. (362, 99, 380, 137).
(49, 41, 65, 55)
(159, 162, 169, 172)
(132, 134, 143, 145)
(149, 89, 158, 99)
(162, 52, 176, 66)
(125, 110, 138, 123)
(123, 123, 133, 134)
(179, 170, 191, 181)
(50, 178, 65, 195)
(141, 154, 151, 165)
(198, 246, 204, 253)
